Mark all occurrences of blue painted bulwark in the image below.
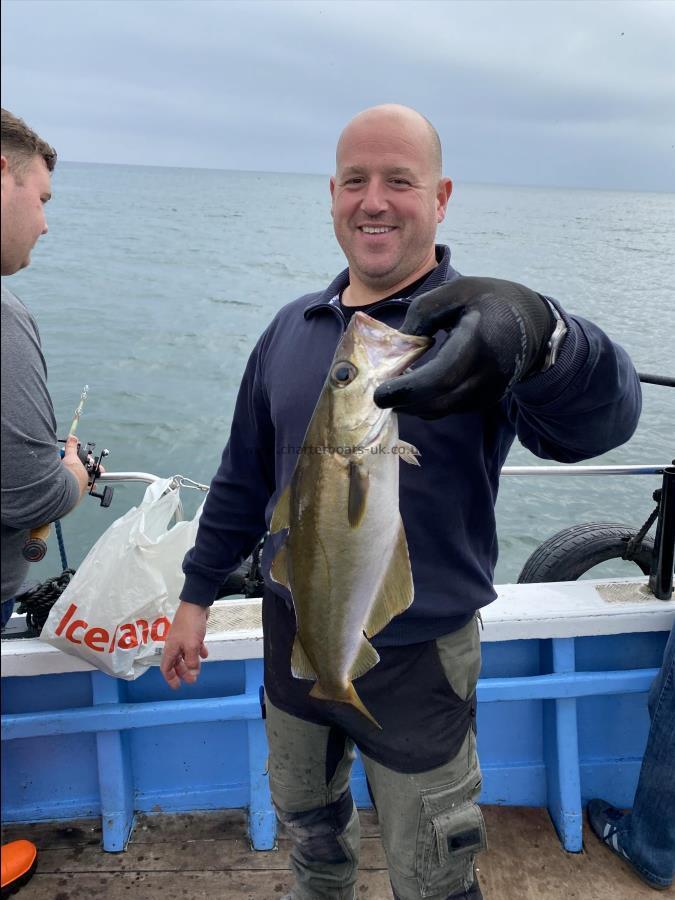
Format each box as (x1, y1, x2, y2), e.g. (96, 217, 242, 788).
(244, 660, 276, 850)
(91, 672, 135, 852)
(546, 639, 583, 853)
(1, 631, 668, 853)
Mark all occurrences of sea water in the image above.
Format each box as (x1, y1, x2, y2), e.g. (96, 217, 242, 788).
(7, 163, 674, 586)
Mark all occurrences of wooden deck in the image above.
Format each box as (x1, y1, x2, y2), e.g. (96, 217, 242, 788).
(2, 806, 668, 899)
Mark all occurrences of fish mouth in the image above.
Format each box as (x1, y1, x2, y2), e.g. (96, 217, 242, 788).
(351, 311, 431, 378)
(351, 314, 430, 448)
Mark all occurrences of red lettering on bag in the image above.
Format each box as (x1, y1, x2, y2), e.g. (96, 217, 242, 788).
(53, 602, 172, 653)
(54, 603, 77, 636)
(117, 624, 139, 650)
(65, 620, 87, 644)
(84, 627, 109, 651)
(150, 617, 170, 641)
(108, 623, 120, 654)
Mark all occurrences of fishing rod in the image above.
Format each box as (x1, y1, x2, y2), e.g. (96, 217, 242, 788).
(22, 387, 114, 563)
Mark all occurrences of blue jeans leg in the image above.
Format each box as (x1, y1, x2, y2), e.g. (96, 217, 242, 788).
(1, 598, 16, 632)
(621, 623, 675, 886)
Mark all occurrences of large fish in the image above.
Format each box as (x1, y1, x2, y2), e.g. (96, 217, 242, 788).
(270, 312, 430, 728)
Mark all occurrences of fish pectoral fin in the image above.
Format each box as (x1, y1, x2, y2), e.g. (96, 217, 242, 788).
(270, 543, 290, 588)
(291, 635, 317, 680)
(364, 520, 414, 638)
(270, 483, 292, 533)
(348, 461, 369, 528)
(350, 636, 380, 680)
(395, 441, 421, 466)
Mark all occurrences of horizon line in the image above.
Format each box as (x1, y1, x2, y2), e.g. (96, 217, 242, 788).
(56, 159, 674, 196)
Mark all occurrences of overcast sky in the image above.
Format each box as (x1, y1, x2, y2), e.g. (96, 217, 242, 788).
(2, 0, 674, 191)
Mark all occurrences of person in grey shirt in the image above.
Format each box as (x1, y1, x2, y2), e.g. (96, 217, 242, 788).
(1, 107, 90, 626)
(1, 106, 94, 899)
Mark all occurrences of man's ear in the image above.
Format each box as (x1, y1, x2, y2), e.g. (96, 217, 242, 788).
(436, 177, 452, 224)
(329, 175, 336, 219)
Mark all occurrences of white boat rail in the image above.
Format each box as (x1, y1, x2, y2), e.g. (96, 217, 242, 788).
(501, 463, 669, 476)
(97, 472, 208, 489)
(97, 471, 163, 485)
(97, 464, 671, 486)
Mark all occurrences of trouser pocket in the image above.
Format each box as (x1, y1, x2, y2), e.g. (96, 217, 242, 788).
(435, 616, 482, 703)
(416, 765, 487, 898)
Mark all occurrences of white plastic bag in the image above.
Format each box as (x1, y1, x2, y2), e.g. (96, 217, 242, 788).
(41, 478, 203, 679)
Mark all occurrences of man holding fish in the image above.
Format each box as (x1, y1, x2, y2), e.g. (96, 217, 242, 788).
(161, 105, 641, 900)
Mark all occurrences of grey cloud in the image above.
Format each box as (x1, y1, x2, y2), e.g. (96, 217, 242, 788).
(2, 0, 673, 190)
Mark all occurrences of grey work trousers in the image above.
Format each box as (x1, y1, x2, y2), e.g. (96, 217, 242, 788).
(265, 616, 486, 900)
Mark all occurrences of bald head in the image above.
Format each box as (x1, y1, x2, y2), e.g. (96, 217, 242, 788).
(336, 104, 442, 179)
(330, 103, 452, 304)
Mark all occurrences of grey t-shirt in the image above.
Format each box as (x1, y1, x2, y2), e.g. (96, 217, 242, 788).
(1, 284, 80, 602)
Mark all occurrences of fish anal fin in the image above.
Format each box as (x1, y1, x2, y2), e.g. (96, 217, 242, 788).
(348, 461, 369, 528)
(364, 520, 414, 638)
(270, 483, 292, 533)
(350, 636, 380, 680)
(395, 441, 421, 466)
(270, 543, 290, 588)
(291, 635, 317, 680)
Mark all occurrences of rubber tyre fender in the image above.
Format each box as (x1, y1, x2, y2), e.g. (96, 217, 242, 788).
(517, 522, 654, 583)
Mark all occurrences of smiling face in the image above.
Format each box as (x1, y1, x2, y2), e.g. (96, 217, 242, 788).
(0, 153, 52, 275)
(330, 106, 452, 304)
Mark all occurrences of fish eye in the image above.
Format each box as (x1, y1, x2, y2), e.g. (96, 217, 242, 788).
(331, 361, 358, 386)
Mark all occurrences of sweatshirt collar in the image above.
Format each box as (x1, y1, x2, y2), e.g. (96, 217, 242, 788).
(304, 245, 455, 320)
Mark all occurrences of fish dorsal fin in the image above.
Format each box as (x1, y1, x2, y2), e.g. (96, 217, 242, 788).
(270, 543, 290, 588)
(349, 636, 380, 680)
(348, 461, 369, 528)
(363, 519, 414, 638)
(395, 441, 421, 466)
(270, 483, 292, 533)
(291, 635, 317, 680)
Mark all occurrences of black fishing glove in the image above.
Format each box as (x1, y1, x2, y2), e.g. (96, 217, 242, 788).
(374, 276, 557, 417)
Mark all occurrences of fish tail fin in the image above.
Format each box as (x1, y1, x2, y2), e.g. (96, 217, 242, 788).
(309, 681, 382, 730)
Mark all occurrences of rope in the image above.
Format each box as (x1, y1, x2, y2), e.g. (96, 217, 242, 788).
(623, 504, 660, 560)
(54, 518, 69, 571)
(16, 568, 76, 634)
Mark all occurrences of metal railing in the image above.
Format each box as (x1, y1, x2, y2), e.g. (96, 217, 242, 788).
(98, 461, 674, 600)
(501, 464, 668, 476)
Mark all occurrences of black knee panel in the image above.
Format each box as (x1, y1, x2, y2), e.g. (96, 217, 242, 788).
(277, 789, 354, 864)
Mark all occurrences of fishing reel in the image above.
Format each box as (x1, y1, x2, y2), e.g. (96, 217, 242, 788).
(21, 441, 114, 563)
(75, 440, 114, 508)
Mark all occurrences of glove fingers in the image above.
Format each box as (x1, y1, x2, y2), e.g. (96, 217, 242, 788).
(375, 316, 479, 409)
(374, 360, 446, 410)
(392, 373, 505, 418)
(399, 275, 515, 337)
(396, 397, 458, 419)
(399, 282, 467, 336)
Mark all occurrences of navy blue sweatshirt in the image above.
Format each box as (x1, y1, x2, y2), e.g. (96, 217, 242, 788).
(182, 246, 641, 645)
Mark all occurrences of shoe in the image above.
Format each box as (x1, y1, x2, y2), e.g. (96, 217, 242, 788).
(587, 799, 672, 892)
(1, 840, 38, 898)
